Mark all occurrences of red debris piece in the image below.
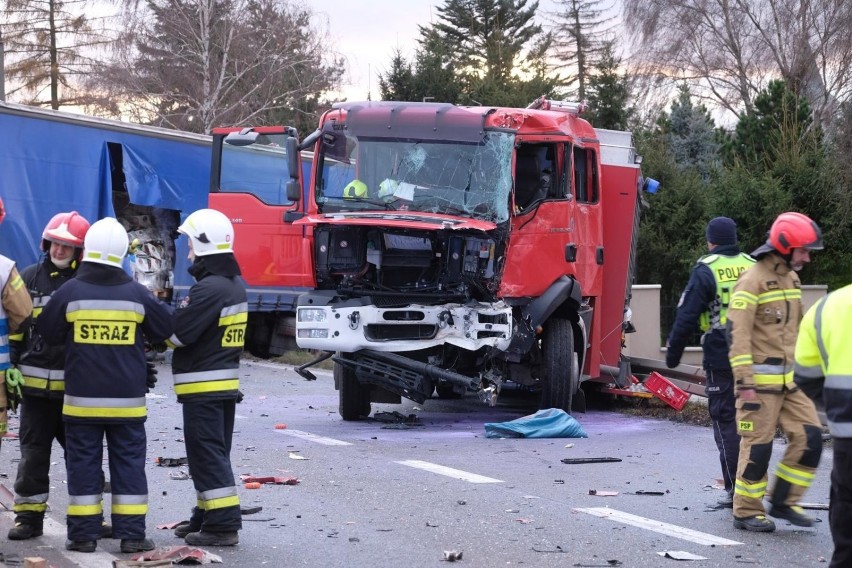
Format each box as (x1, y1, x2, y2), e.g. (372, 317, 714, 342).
(132, 545, 222, 564)
(156, 520, 187, 530)
(239, 475, 299, 485)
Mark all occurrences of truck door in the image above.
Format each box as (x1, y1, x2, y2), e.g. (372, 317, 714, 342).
(208, 127, 315, 294)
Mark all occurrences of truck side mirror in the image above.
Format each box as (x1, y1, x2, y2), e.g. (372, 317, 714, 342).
(286, 179, 301, 202)
(286, 137, 299, 180)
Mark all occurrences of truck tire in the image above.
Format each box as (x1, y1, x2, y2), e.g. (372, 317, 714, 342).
(540, 318, 577, 414)
(336, 361, 371, 421)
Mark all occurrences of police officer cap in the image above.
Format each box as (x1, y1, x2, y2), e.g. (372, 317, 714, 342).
(706, 217, 737, 246)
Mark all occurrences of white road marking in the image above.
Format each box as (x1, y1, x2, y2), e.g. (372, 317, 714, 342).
(396, 460, 504, 484)
(574, 507, 742, 546)
(41, 515, 119, 567)
(276, 429, 352, 446)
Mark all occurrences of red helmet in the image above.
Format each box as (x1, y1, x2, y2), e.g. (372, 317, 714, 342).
(42, 211, 91, 250)
(768, 212, 823, 255)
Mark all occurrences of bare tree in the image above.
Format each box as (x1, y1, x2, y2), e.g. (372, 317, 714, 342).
(546, 0, 617, 100)
(87, 0, 344, 134)
(623, 0, 852, 125)
(1, 0, 112, 109)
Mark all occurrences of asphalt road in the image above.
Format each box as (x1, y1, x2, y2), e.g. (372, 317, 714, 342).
(0, 358, 837, 567)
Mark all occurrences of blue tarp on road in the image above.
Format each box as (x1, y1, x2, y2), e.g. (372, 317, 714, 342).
(484, 408, 588, 439)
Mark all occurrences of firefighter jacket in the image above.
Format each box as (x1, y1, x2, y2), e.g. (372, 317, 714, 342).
(727, 252, 802, 392)
(36, 263, 174, 423)
(170, 254, 247, 403)
(0, 255, 34, 371)
(794, 283, 852, 438)
(9, 259, 78, 399)
(667, 244, 754, 371)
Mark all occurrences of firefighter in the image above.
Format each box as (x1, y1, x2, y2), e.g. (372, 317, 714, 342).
(795, 284, 852, 566)
(7, 211, 94, 541)
(37, 217, 174, 553)
(726, 211, 824, 532)
(666, 217, 755, 508)
(169, 208, 246, 547)
(0, 196, 35, 450)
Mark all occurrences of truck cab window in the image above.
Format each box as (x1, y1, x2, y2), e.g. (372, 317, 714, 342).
(219, 134, 294, 205)
(573, 146, 599, 203)
(515, 143, 557, 211)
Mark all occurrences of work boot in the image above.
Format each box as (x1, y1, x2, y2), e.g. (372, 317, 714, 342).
(174, 520, 202, 538)
(101, 523, 114, 539)
(184, 530, 239, 546)
(120, 538, 156, 553)
(733, 515, 776, 532)
(65, 539, 98, 553)
(769, 504, 814, 527)
(716, 491, 734, 508)
(8, 523, 43, 540)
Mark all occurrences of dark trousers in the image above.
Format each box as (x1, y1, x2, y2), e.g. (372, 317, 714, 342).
(13, 397, 65, 524)
(65, 422, 147, 541)
(706, 369, 740, 493)
(830, 437, 852, 568)
(183, 399, 241, 532)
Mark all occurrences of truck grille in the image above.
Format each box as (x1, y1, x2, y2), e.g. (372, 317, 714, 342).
(364, 324, 438, 341)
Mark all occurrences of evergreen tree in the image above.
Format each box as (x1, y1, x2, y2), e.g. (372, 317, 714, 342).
(584, 41, 631, 130)
(547, 0, 615, 100)
(378, 49, 417, 102)
(664, 85, 719, 181)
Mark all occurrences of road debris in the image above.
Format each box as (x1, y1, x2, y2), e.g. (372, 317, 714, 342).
(288, 452, 309, 460)
(169, 470, 190, 481)
(657, 551, 708, 560)
(274, 423, 287, 429)
(240, 475, 299, 485)
(131, 545, 223, 564)
(633, 490, 667, 496)
(589, 489, 619, 496)
(485, 408, 588, 439)
(373, 411, 419, 425)
(561, 457, 622, 464)
(155, 457, 188, 467)
(241, 506, 263, 515)
(442, 550, 463, 562)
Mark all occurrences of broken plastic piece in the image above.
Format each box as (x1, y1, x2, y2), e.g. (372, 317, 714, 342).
(244, 482, 262, 489)
(561, 457, 622, 464)
(274, 423, 287, 429)
(156, 457, 188, 467)
(589, 489, 619, 496)
(288, 452, 309, 460)
(657, 551, 707, 560)
(241, 506, 263, 515)
(442, 550, 463, 562)
(240, 475, 299, 485)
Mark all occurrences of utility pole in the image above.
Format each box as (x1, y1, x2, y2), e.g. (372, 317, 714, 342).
(0, 30, 6, 102)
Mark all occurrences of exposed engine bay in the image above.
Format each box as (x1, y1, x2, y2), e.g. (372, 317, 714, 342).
(313, 225, 509, 303)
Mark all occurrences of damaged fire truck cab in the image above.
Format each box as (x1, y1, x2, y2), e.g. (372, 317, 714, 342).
(295, 100, 645, 420)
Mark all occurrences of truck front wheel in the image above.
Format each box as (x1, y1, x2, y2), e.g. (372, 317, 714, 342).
(540, 318, 578, 414)
(336, 360, 371, 421)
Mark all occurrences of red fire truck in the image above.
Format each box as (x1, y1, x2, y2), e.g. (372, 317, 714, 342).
(286, 99, 655, 420)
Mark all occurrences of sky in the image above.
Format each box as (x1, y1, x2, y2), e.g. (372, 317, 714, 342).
(302, 0, 581, 102)
(303, 1, 439, 101)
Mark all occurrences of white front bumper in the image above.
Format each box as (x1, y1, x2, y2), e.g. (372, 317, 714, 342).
(296, 302, 513, 353)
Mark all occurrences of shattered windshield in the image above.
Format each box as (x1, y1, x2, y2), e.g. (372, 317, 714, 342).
(315, 131, 513, 223)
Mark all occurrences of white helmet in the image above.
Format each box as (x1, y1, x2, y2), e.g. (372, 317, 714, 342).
(83, 217, 129, 268)
(178, 208, 234, 257)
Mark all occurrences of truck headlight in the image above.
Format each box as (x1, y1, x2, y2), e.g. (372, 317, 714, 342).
(298, 308, 328, 323)
(297, 329, 329, 339)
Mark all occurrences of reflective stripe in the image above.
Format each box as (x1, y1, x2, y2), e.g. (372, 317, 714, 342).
(63, 395, 147, 419)
(731, 290, 758, 305)
(825, 375, 852, 390)
(9, 273, 24, 291)
(112, 494, 148, 515)
(18, 365, 65, 380)
(757, 289, 801, 304)
(734, 479, 767, 498)
(730, 354, 753, 367)
(776, 463, 815, 487)
(66, 300, 145, 322)
(173, 369, 238, 385)
(753, 370, 794, 386)
(168, 333, 185, 348)
(67, 494, 103, 516)
(814, 298, 829, 371)
(219, 302, 248, 326)
(198, 486, 240, 511)
(13, 503, 48, 513)
(752, 364, 792, 375)
(794, 364, 823, 379)
(33, 296, 50, 308)
(14, 493, 49, 504)
(21, 377, 65, 391)
(828, 421, 852, 437)
(175, 379, 240, 396)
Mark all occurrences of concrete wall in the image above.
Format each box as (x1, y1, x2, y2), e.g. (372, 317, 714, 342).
(625, 284, 829, 365)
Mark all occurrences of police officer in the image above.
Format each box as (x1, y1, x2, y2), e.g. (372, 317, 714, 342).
(0, 197, 35, 450)
(795, 284, 852, 566)
(666, 217, 754, 508)
(727, 212, 824, 532)
(37, 218, 174, 553)
(7, 211, 92, 540)
(169, 209, 246, 546)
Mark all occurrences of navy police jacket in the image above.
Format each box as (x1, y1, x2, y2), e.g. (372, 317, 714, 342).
(37, 263, 174, 423)
(667, 244, 744, 372)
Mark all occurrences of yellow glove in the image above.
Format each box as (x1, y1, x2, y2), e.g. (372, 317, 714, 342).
(5, 367, 24, 413)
